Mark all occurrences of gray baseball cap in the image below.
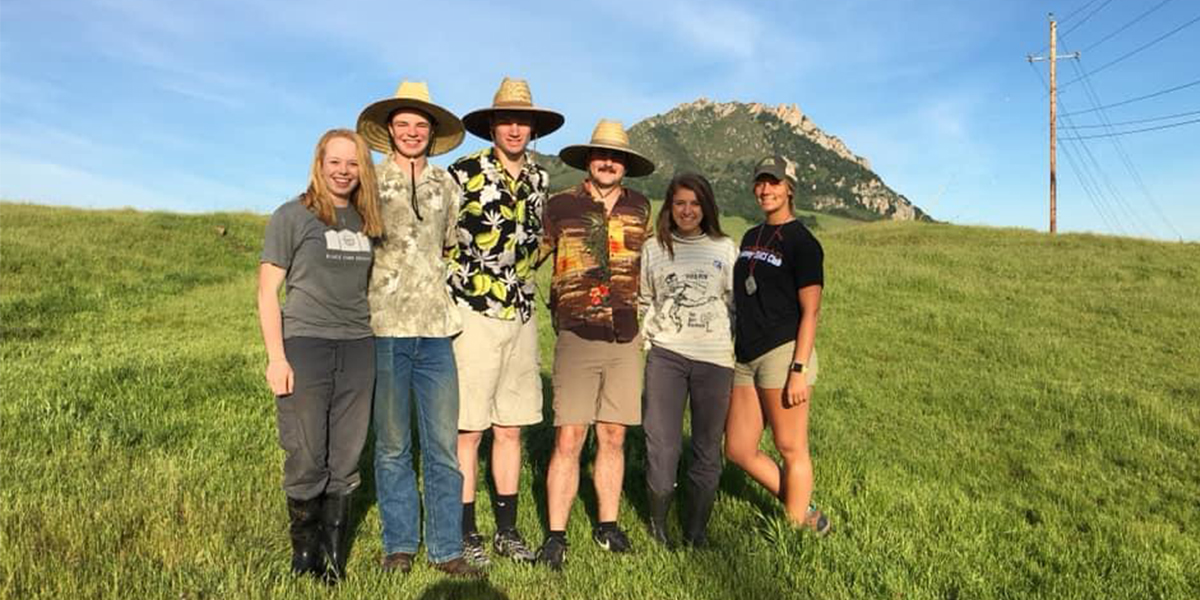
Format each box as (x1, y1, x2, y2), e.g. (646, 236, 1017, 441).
(752, 155, 798, 187)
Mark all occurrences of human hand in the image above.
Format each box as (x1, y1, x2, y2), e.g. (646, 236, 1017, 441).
(782, 371, 809, 408)
(265, 359, 294, 396)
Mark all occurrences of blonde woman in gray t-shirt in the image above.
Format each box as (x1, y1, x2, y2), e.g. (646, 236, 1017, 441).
(637, 172, 737, 548)
(257, 129, 381, 582)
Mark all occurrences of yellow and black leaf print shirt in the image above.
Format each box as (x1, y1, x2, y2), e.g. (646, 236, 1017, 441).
(446, 148, 549, 322)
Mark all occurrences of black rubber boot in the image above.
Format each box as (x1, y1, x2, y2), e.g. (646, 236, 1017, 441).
(320, 492, 352, 583)
(286, 496, 325, 577)
(684, 488, 717, 548)
(648, 489, 674, 549)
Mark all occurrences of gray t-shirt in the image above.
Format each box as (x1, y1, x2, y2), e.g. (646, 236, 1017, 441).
(261, 198, 373, 340)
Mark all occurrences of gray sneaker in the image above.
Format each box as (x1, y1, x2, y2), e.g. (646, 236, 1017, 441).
(462, 532, 491, 567)
(492, 528, 536, 562)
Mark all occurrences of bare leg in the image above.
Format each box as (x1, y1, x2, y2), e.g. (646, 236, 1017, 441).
(593, 422, 627, 522)
(724, 385, 781, 496)
(546, 425, 586, 530)
(457, 430, 484, 501)
(760, 387, 812, 523)
(491, 425, 522, 496)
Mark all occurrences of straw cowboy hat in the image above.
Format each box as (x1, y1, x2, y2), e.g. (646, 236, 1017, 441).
(559, 119, 655, 178)
(462, 77, 564, 141)
(356, 81, 464, 156)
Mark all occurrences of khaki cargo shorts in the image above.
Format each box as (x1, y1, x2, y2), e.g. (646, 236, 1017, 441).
(551, 330, 643, 426)
(453, 306, 544, 431)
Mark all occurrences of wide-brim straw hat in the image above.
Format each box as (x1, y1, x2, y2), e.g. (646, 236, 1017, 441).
(356, 81, 464, 156)
(559, 119, 655, 178)
(462, 77, 564, 141)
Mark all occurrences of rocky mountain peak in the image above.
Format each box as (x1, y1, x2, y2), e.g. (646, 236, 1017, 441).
(657, 98, 872, 171)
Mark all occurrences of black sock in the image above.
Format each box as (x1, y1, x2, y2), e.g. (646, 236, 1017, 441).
(462, 502, 477, 536)
(494, 494, 518, 532)
(548, 530, 566, 541)
(597, 521, 618, 532)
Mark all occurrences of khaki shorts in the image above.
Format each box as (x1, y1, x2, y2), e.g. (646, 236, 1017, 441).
(551, 330, 644, 426)
(733, 343, 819, 389)
(453, 306, 544, 431)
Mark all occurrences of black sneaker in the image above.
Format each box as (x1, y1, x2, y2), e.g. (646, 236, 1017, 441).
(493, 528, 536, 562)
(535, 535, 568, 571)
(462, 532, 491, 567)
(592, 525, 632, 553)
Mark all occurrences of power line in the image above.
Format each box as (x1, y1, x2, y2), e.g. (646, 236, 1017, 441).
(1060, 109, 1200, 129)
(1067, 60, 1182, 239)
(1060, 0, 1116, 38)
(1060, 78, 1200, 116)
(1059, 0, 1103, 25)
(1035, 1, 1111, 55)
(1060, 14, 1200, 89)
(1079, 0, 1175, 53)
(1059, 117, 1200, 139)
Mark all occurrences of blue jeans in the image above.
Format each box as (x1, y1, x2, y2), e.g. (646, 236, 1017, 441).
(373, 336, 463, 563)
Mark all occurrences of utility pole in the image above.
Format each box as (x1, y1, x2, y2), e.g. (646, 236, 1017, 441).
(1029, 14, 1079, 234)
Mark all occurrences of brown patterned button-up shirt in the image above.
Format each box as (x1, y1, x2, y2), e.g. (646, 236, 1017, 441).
(543, 183, 650, 342)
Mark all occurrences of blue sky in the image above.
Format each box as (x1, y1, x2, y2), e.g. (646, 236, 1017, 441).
(1, 0, 1196, 240)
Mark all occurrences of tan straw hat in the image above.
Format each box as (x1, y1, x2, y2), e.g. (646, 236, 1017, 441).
(356, 81, 464, 156)
(461, 77, 564, 141)
(558, 119, 655, 178)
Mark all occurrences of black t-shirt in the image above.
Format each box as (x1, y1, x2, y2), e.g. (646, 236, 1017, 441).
(733, 220, 824, 363)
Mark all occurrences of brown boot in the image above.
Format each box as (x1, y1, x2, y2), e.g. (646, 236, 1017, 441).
(380, 552, 415, 574)
(431, 556, 487, 579)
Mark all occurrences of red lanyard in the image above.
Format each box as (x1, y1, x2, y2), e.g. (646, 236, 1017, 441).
(747, 223, 785, 279)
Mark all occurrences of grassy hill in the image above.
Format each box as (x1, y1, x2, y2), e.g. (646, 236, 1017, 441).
(2, 202, 1197, 599)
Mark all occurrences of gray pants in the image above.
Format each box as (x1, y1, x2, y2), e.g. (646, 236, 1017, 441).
(643, 346, 733, 497)
(276, 336, 374, 500)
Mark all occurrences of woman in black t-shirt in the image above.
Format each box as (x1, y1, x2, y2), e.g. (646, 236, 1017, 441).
(725, 155, 831, 535)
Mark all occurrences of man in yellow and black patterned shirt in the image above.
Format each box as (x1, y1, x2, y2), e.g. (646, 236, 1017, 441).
(445, 78, 563, 567)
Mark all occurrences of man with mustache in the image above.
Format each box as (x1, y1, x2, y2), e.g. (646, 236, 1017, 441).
(445, 78, 563, 566)
(535, 120, 655, 570)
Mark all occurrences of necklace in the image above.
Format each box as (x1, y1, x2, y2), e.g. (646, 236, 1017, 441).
(744, 222, 787, 296)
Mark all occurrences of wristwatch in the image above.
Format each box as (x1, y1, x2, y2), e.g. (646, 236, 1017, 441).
(790, 361, 807, 374)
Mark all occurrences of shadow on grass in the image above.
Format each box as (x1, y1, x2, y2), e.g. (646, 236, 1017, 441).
(414, 578, 511, 600)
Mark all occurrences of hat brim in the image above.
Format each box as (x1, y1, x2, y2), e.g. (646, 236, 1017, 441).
(461, 107, 565, 141)
(753, 166, 798, 188)
(356, 98, 465, 156)
(559, 144, 655, 178)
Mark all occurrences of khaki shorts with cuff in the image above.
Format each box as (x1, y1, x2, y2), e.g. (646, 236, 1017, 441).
(551, 329, 643, 426)
(733, 342, 819, 389)
(453, 306, 544, 431)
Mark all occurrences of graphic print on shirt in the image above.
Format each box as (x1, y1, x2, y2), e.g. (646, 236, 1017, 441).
(324, 229, 372, 262)
(663, 270, 720, 333)
(738, 247, 783, 267)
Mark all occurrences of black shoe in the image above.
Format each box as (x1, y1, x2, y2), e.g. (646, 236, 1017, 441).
(493, 528, 536, 562)
(286, 496, 324, 577)
(462, 532, 491, 567)
(535, 535, 568, 571)
(432, 556, 487, 579)
(319, 492, 352, 583)
(592, 525, 632, 553)
(647, 490, 674, 549)
(684, 487, 717, 548)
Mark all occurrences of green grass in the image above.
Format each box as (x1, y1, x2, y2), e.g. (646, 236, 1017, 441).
(2, 202, 1198, 599)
